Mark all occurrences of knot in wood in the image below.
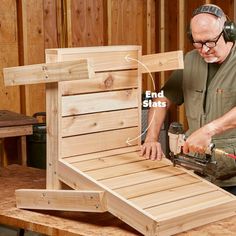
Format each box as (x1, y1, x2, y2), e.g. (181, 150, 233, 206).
(104, 75, 113, 89)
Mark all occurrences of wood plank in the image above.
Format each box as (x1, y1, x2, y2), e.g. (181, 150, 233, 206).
(0, 0, 20, 112)
(100, 165, 185, 189)
(64, 146, 140, 162)
(73, 152, 147, 171)
(4, 60, 90, 86)
(46, 46, 140, 72)
(58, 159, 158, 235)
(60, 70, 138, 95)
(115, 174, 199, 199)
(46, 82, 61, 189)
(61, 127, 139, 157)
(0, 125, 32, 138)
(16, 189, 107, 212)
(158, 198, 236, 236)
(85, 159, 168, 180)
(61, 89, 138, 116)
(147, 190, 234, 218)
(70, 0, 105, 46)
(61, 109, 138, 136)
(140, 50, 184, 73)
(130, 182, 216, 209)
(20, 0, 46, 116)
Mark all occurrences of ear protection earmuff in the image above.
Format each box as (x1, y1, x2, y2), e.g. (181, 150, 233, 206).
(187, 5, 236, 43)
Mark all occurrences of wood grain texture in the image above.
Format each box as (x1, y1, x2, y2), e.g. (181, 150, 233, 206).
(60, 70, 138, 95)
(61, 89, 138, 116)
(61, 108, 138, 136)
(0, 0, 20, 112)
(4, 60, 90, 86)
(61, 127, 139, 158)
(16, 189, 107, 212)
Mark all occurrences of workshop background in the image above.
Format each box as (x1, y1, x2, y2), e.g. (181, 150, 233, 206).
(0, 0, 235, 162)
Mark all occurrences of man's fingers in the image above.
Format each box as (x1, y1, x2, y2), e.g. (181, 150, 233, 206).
(183, 142, 189, 154)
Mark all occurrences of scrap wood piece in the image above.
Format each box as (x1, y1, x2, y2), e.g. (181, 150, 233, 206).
(15, 189, 107, 212)
(141, 50, 184, 73)
(3, 59, 92, 86)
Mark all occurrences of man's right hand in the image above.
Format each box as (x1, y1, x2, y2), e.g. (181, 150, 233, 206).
(140, 141, 164, 161)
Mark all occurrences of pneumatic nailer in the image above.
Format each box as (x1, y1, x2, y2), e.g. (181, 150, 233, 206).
(167, 122, 236, 179)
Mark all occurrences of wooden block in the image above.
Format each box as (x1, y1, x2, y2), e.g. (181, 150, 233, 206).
(3, 60, 90, 86)
(16, 189, 107, 212)
(140, 50, 184, 73)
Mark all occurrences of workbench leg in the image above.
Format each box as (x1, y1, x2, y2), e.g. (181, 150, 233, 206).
(17, 136, 27, 166)
(0, 138, 8, 167)
(17, 228, 25, 236)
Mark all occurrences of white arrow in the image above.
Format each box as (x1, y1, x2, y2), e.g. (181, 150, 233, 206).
(125, 54, 156, 91)
(125, 54, 157, 146)
(126, 110, 156, 145)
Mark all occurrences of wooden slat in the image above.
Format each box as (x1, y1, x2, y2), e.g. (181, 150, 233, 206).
(115, 174, 199, 199)
(61, 109, 138, 137)
(0, 125, 32, 138)
(130, 182, 216, 209)
(16, 189, 107, 212)
(61, 127, 139, 158)
(140, 50, 184, 73)
(85, 159, 168, 180)
(73, 152, 146, 171)
(61, 89, 138, 116)
(60, 70, 138, 95)
(4, 60, 90, 86)
(147, 190, 233, 218)
(158, 198, 236, 236)
(46, 46, 140, 72)
(64, 146, 140, 162)
(58, 159, 158, 235)
(100, 165, 185, 189)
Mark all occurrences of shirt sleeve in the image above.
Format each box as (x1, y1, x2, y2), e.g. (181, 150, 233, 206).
(161, 69, 184, 105)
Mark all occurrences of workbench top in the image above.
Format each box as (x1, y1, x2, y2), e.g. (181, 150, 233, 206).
(0, 165, 236, 236)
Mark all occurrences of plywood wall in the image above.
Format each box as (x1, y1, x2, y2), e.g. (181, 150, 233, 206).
(0, 0, 235, 124)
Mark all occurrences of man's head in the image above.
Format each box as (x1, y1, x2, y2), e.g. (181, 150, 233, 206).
(190, 4, 235, 64)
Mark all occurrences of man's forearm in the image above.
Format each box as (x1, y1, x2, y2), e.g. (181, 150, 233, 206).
(205, 107, 236, 136)
(145, 97, 171, 142)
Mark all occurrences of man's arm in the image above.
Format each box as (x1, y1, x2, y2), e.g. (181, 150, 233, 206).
(183, 107, 236, 154)
(140, 96, 172, 160)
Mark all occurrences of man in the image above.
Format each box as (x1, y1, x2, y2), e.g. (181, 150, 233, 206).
(140, 4, 236, 194)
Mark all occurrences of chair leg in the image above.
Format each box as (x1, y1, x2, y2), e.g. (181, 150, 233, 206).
(17, 228, 25, 236)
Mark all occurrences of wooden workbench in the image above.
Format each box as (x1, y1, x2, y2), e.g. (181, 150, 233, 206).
(1, 165, 236, 236)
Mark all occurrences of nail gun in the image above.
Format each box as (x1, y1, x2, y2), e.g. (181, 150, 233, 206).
(167, 122, 217, 179)
(167, 122, 236, 179)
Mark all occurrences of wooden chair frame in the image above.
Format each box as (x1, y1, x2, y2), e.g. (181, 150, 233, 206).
(4, 46, 236, 236)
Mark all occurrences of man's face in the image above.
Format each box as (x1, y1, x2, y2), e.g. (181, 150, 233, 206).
(191, 14, 228, 64)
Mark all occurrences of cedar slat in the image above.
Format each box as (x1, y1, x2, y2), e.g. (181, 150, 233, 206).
(61, 109, 138, 137)
(61, 89, 138, 116)
(64, 146, 140, 162)
(61, 127, 139, 158)
(115, 174, 199, 199)
(60, 70, 138, 95)
(85, 159, 168, 180)
(147, 190, 233, 218)
(130, 182, 216, 209)
(73, 152, 146, 171)
(100, 165, 184, 189)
